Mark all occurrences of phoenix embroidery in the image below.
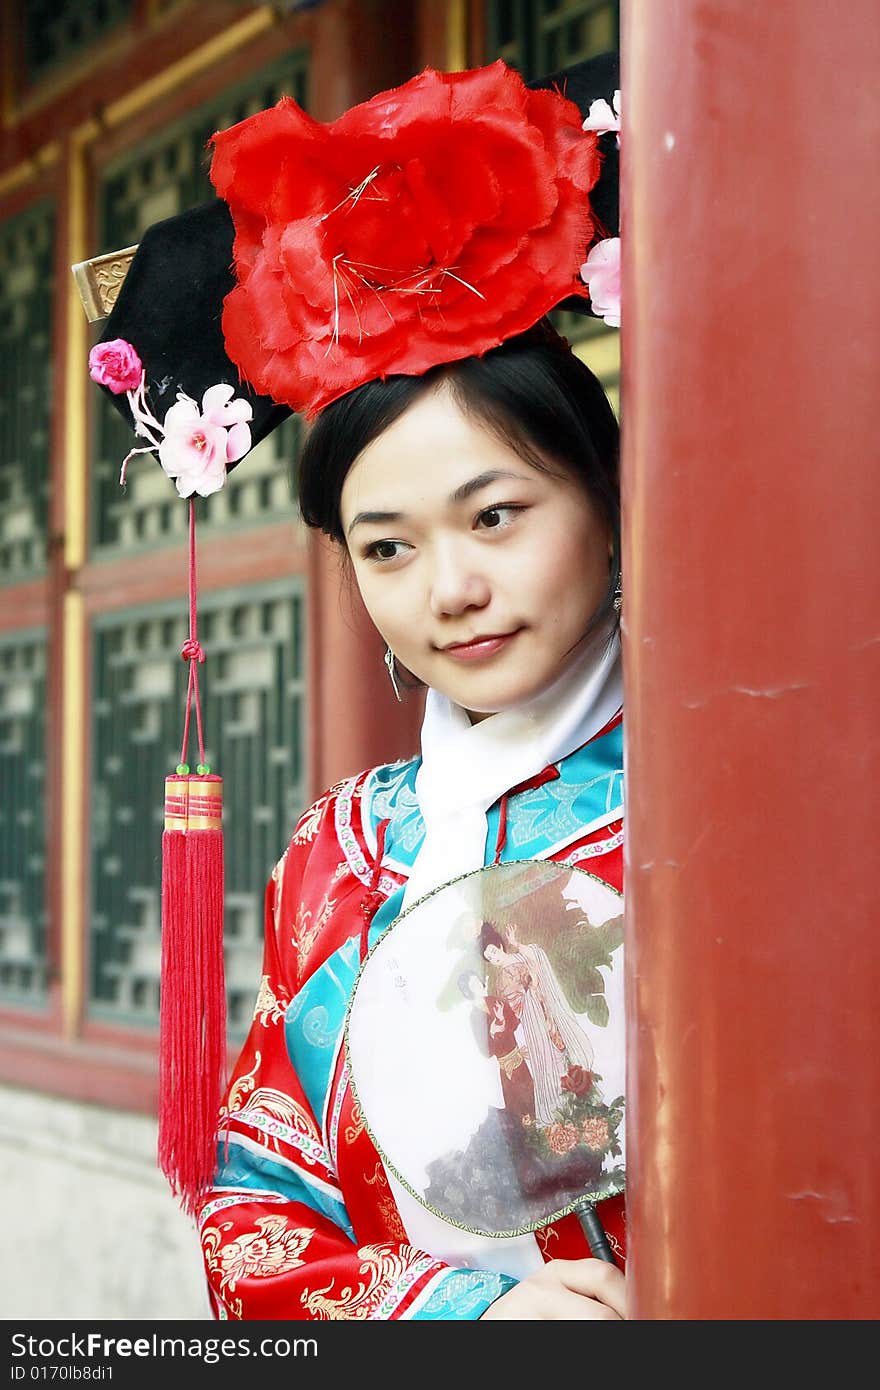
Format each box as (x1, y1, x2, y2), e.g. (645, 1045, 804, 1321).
(203, 1216, 314, 1293)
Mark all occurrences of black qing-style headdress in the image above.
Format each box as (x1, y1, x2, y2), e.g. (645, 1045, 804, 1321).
(74, 51, 620, 1217)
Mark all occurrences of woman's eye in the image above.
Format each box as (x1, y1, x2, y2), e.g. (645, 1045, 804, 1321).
(365, 539, 407, 562)
(477, 504, 522, 530)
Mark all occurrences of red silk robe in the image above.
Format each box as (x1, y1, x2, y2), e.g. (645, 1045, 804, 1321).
(198, 719, 626, 1320)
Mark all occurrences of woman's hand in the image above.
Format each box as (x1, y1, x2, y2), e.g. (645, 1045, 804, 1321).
(480, 1259, 626, 1320)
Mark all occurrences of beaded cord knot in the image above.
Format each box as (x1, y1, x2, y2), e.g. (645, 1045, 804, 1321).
(359, 818, 390, 962)
(177, 502, 207, 770)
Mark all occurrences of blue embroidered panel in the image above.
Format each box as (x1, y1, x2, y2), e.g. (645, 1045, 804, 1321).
(486, 722, 624, 858)
(284, 935, 361, 1124)
(411, 1269, 516, 1320)
(213, 1143, 355, 1239)
(283, 889, 409, 1116)
(368, 758, 422, 865)
(366, 723, 623, 870)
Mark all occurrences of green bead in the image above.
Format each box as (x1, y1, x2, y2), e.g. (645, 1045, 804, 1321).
(176, 763, 189, 775)
(197, 763, 211, 775)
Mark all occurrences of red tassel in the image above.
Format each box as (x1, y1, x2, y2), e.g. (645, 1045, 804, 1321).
(159, 773, 226, 1217)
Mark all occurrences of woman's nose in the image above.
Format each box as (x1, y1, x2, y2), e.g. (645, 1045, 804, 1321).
(428, 538, 491, 617)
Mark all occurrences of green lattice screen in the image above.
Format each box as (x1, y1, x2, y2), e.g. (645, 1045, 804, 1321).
(21, 0, 133, 84)
(0, 200, 54, 583)
(0, 630, 48, 1009)
(90, 580, 306, 1034)
(91, 53, 308, 554)
(486, 0, 619, 76)
(485, 0, 620, 407)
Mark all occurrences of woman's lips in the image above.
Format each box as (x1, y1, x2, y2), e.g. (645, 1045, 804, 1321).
(440, 630, 521, 662)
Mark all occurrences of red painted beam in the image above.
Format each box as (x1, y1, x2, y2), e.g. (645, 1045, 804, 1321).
(622, 0, 880, 1318)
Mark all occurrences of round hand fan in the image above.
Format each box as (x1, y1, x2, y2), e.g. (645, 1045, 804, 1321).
(345, 859, 625, 1241)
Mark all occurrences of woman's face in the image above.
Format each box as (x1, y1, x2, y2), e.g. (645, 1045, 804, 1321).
(339, 384, 612, 720)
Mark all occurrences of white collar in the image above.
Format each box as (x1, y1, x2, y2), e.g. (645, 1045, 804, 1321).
(403, 624, 623, 909)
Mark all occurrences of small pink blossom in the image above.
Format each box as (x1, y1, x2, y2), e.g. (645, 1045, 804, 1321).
(580, 237, 620, 328)
(158, 386, 252, 498)
(88, 338, 143, 395)
(583, 90, 621, 147)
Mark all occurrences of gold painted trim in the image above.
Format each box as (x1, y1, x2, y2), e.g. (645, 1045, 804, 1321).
(103, 7, 277, 129)
(445, 0, 469, 71)
(165, 815, 223, 831)
(64, 132, 91, 574)
(164, 776, 224, 831)
(0, 0, 18, 128)
(72, 244, 138, 322)
(8, 5, 273, 128)
(61, 590, 85, 1040)
(0, 141, 61, 201)
(61, 122, 92, 1037)
(13, 29, 137, 125)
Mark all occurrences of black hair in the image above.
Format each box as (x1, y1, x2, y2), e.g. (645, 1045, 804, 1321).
(480, 921, 505, 956)
(297, 321, 621, 634)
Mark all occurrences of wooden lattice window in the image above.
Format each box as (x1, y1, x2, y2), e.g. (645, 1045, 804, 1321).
(0, 630, 48, 1010)
(484, 0, 620, 411)
(20, 0, 133, 85)
(486, 0, 619, 76)
(0, 200, 54, 583)
(90, 582, 306, 1036)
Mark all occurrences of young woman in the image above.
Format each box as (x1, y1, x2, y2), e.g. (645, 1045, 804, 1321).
(85, 53, 626, 1322)
(197, 331, 627, 1320)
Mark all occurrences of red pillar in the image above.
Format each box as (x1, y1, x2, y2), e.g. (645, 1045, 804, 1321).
(308, 533, 424, 797)
(306, 1, 424, 797)
(623, 0, 880, 1317)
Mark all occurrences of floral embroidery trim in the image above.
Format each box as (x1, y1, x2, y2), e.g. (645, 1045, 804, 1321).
(327, 1056, 350, 1172)
(198, 1189, 290, 1229)
(564, 826, 624, 865)
(368, 1253, 442, 1320)
(335, 772, 398, 895)
(222, 1107, 335, 1173)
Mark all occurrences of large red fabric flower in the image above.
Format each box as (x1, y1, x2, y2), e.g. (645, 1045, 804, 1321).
(210, 62, 601, 418)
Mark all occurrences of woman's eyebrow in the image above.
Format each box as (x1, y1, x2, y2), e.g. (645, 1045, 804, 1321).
(346, 470, 526, 537)
(449, 469, 524, 505)
(346, 508, 402, 537)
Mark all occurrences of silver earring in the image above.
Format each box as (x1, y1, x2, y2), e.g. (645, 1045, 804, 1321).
(384, 644, 403, 702)
(613, 577, 623, 614)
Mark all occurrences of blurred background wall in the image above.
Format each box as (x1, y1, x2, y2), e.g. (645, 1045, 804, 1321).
(0, 0, 620, 1318)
